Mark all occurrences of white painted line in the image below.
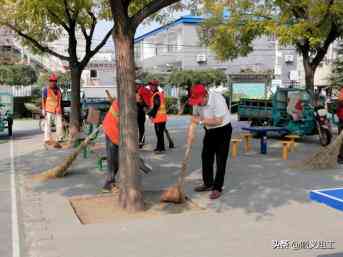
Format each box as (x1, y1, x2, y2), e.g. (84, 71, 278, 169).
(313, 190, 343, 203)
(10, 139, 20, 257)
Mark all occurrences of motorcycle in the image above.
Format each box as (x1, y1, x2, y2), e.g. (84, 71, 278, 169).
(314, 108, 332, 146)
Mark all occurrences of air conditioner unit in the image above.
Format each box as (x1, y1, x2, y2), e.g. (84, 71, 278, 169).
(289, 70, 298, 81)
(284, 55, 294, 63)
(196, 54, 207, 63)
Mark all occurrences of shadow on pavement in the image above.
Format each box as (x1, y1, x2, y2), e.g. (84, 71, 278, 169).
(13, 125, 343, 219)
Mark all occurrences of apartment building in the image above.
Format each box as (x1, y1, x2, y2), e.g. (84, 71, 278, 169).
(134, 15, 299, 87)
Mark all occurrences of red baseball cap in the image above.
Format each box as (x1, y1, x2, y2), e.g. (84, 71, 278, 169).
(189, 84, 207, 106)
(49, 73, 58, 81)
(148, 80, 159, 86)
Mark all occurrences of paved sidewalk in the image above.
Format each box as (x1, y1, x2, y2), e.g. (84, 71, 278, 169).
(13, 118, 343, 257)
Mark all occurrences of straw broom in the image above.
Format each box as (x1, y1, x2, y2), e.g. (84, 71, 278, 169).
(160, 121, 196, 203)
(296, 131, 343, 170)
(34, 125, 102, 180)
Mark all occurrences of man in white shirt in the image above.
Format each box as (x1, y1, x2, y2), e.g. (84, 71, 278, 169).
(189, 84, 232, 200)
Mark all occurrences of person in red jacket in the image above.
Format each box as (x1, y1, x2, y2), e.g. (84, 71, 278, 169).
(337, 88, 343, 164)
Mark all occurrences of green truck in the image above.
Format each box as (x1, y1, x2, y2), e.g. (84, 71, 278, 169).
(238, 87, 332, 146)
(0, 92, 13, 136)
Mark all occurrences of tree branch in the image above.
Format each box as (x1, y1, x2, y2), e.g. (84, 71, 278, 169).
(63, 0, 72, 24)
(47, 8, 70, 32)
(311, 21, 339, 68)
(5, 23, 70, 61)
(80, 27, 113, 69)
(80, 23, 91, 56)
(131, 0, 180, 30)
(87, 10, 97, 41)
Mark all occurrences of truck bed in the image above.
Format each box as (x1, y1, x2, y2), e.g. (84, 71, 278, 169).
(238, 98, 272, 124)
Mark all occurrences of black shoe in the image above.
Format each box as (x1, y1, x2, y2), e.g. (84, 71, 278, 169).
(338, 159, 343, 165)
(154, 150, 165, 155)
(169, 142, 175, 149)
(194, 185, 213, 192)
(102, 181, 115, 193)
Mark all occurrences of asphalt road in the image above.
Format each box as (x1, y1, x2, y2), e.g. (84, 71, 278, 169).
(0, 131, 13, 257)
(0, 119, 42, 257)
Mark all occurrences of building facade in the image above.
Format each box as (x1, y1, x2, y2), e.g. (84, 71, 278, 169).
(134, 16, 299, 87)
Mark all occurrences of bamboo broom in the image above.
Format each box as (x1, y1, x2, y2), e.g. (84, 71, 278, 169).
(160, 121, 196, 203)
(295, 131, 343, 170)
(34, 126, 102, 180)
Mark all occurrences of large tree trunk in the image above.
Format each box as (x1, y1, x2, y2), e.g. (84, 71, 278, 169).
(113, 25, 144, 212)
(69, 66, 82, 137)
(303, 56, 316, 93)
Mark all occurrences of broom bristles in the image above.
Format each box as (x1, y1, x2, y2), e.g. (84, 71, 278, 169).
(35, 126, 102, 180)
(296, 131, 343, 170)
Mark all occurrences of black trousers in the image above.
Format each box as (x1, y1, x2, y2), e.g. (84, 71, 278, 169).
(154, 122, 166, 151)
(202, 123, 232, 192)
(137, 111, 146, 144)
(105, 135, 119, 183)
(338, 119, 343, 160)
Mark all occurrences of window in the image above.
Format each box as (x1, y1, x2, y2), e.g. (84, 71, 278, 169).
(90, 69, 98, 80)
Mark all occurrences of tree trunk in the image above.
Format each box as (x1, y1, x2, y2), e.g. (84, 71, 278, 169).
(69, 66, 82, 138)
(113, 26, 144, 212)
(303, 56, 316, 93)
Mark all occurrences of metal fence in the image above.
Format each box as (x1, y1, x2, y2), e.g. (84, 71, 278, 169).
(0, 85, 32, 97)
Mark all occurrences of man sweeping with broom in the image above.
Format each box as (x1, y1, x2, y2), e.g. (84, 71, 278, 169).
(189, 84, 232, 200)
(42, 73, 64, 148)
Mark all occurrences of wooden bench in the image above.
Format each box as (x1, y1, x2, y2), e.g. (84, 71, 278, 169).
(231, 138, 242, 159)
(285, 135, 300, 152)
(241, 133, 253, 153)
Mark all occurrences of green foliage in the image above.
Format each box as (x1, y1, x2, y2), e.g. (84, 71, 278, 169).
(168, 69, 227, 88)
(201, 0, 343, 60)
(180, 95, 192, 115)
(36, 71, 71, 88)
(0, 64, 37, 85)
(165, 96, 178, 114)
(128, 1, 201, 25)
(137, 72, 169, 86)
(201, 0, 343, 91)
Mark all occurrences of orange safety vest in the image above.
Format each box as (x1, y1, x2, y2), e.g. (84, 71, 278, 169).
(103, 100, 120, 145)
(151, 92, 167, 123)
(44, 87, 62, 114)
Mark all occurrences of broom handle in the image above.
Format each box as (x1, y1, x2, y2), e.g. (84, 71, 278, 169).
(164, 128, 174, 145)
(105, 90, 114, 103)
(177, 121, 196, 188)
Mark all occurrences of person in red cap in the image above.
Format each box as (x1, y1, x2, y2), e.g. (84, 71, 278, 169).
(337, 88, 343, 164)
(189, 83, 232, 200)
(136, 83, 152, 148)
(147, 80, 168, 153)
(42, 73, 63, 147)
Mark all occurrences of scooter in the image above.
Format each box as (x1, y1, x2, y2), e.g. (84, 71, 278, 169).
(314, 108, 332, 146)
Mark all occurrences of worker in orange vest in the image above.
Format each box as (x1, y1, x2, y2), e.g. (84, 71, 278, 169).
(42, 73, 63, 147)
(147, 80, 167, 153)
(102, 99, 120, 192)
(102, 98, 152, 192)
